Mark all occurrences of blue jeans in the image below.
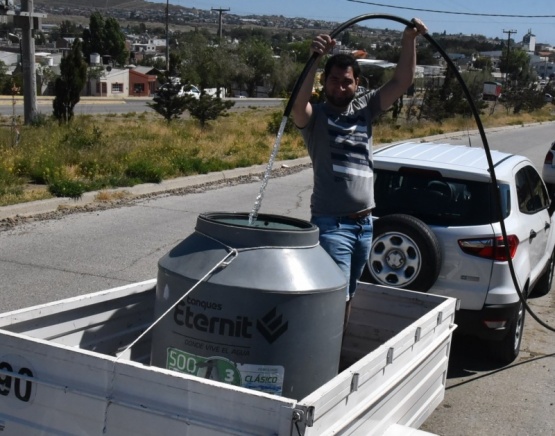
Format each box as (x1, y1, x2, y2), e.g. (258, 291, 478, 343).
(311, 215, 373, 301)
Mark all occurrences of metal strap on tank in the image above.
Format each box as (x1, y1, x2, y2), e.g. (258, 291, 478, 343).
(121, 248, 239, 360)
(102, 247, 238, 433)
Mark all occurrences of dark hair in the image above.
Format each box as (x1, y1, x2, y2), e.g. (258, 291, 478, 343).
(324, 54, 360, 79)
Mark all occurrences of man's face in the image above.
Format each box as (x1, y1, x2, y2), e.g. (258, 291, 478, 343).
(324, 65, 359, 109)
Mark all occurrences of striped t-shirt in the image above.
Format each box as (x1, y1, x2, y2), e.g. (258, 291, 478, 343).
(301, 90, 382, 216)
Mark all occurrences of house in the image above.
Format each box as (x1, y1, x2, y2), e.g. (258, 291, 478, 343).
(89, 67, 129, 97)
(129, 66, 160, 97)
(131, 39, 166, 55)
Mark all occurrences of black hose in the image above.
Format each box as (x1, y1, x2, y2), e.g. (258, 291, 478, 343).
(283, 13, 555, 333)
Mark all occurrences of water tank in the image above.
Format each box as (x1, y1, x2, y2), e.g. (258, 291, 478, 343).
(150, 212, 347, 400)
(90, 52, 101, 65)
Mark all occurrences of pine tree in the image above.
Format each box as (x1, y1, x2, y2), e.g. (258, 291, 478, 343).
(147, 81, 190, 123)
(52, 40, 87, 123)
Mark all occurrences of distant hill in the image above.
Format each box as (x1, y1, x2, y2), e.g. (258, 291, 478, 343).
(38, 0, 155, 9)
(36, 0, 167, 12)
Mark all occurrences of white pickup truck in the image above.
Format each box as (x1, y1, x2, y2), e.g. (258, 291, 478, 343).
(0, 279, 456, 435)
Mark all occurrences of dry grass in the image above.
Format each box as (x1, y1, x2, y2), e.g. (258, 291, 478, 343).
(94, 190, 132, 202)
(0, 104, 554, 207)
(373, 104, 555, 144)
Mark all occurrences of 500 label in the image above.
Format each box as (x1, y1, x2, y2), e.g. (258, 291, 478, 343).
(0, 361, 34, 403)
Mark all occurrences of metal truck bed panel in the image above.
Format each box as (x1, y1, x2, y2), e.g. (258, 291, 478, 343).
(0, 280, 456, 435)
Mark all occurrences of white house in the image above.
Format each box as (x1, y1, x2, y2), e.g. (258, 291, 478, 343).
(132, 38, 166, 55)
(89, 67, 130, 97)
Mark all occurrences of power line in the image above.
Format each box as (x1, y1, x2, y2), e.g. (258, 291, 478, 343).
(347, 0, 555, 18)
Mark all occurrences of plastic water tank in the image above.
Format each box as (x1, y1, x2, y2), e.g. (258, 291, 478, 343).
(90, 52, 101, 66)
(150, 212, 347, 400)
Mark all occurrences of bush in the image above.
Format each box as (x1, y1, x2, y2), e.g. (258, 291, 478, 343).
(61, 125, 103, 149)
(186, 94, 235, 128)
(48, 178, 86, 199)
(125, 159, 164, 183)
(266, 110, 297, 135)
(0, 162, 18, 183)
(147, 82, 190, 123)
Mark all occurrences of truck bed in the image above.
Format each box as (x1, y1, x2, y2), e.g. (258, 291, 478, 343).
(0, 280, 456, 435)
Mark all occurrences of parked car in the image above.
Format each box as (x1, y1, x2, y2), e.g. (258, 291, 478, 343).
(363, 141, 555, 364)
(156, 83, 201, 99)
(542, 140, 555, 194)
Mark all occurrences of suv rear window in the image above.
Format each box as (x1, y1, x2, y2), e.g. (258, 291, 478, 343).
(374, 168, 510, 226)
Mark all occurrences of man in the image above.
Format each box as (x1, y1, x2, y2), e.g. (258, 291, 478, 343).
(291, 19, 428, 325)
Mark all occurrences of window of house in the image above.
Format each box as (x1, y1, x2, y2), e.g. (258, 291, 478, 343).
(134, 83, 145, 94)
(112, 83, 123, 93)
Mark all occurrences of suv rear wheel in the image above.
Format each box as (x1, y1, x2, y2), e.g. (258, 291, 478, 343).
(363, 214, 442, 292)
(490, 297, 526, 365)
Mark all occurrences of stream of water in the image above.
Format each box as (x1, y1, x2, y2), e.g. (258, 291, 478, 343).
(247, 116, 288, 226)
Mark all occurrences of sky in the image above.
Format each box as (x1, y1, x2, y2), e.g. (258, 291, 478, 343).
(152, 0, 555, 46)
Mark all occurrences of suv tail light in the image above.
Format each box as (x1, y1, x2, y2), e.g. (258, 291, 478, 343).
(545, 151, 553, 165)
(458, 235, 519, 261)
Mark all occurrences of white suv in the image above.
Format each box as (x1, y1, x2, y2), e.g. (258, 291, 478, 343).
(363, 141, 555, 364)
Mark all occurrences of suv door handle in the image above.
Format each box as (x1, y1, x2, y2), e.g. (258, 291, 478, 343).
(530, 229, 537, 240)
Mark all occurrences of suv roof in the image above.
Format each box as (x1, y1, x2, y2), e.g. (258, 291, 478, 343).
(374, 142, 517, 182)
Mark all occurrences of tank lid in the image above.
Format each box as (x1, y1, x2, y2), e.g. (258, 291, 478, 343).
(195, 212, 319, 248)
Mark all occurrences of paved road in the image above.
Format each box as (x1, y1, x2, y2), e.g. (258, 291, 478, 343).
(0, 123, 554, 435)
(0, 96, 284, 116)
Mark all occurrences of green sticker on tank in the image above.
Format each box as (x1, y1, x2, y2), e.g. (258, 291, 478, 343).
(167, 348, 241, 385)
(166, 347, 284, 395)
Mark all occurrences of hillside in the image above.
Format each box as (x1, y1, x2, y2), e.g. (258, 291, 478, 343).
(34, 0, 348, 37)
(37, 0, 160, 10)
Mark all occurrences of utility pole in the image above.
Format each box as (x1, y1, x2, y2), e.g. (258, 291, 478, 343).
(503, 29, 517, 86)
(211, 7, 230, 40)
(1, 1, 45, 125)
(165, 0, 170, 72)
(19, 0, 38, 124)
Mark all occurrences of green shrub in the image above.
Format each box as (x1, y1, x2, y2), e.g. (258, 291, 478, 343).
(48, 178, 86, 199)
(0, 163, 24, 195)
(203, 157, 232, 173)
(172, 155, 205, 174)
(28, 157, 63, 185)
(0, 163, 16, 184)
(186, 94, 235, 128)
(125, 159, 164, 183)
(106, 174, 137, 187)
(267, 110, 297, 135)
(61, 125, 103, 149)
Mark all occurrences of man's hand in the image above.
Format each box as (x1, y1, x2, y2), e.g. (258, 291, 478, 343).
(310, 34, 336, 57)
(403, 18, 428, 41)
